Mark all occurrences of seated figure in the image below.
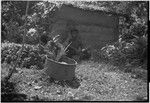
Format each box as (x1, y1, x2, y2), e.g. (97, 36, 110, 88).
(65, 29, 91, 61)
(65, 29, 83, 60)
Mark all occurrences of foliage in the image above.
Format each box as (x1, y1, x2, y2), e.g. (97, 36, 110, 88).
(2, 20, 24, 43)
(2, 1, 36, 42)
(1, 1, 43, 29)
(79, 1, 148, 66)
(100, 35, 147, 66)
(1, 42, 45, 69)
(1, 1, 58, 43)
(98, 1, 148, 66)
(24, 28, 39, 45)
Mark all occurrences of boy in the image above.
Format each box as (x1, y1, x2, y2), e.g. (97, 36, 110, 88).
(39, 34, 65, 61)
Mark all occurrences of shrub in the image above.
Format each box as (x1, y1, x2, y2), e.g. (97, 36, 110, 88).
(1, 42, 45, 69)
(24, 29, 39, 45)
(4, 21, 24, 44)
(100, 36, 147, 66)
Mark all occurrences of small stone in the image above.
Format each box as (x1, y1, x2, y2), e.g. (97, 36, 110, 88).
(56, 90, 62, 95)
(34, 85, 42, 90)
(60, 62, 67, 64)
(74, 97, 79, 100)
(143, 97, 147, 100)
(34, 80, 38, 83)
(67, 91, 74, 97)
(27, 82, 32, 86)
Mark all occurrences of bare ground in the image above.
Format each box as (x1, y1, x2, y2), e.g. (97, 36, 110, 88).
(1, 61, 148, 101)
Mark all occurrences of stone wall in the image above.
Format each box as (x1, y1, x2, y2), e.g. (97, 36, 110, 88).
(51, 4, 119, 49)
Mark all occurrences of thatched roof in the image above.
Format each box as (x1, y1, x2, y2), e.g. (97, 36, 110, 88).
(60, 4, 128, 18)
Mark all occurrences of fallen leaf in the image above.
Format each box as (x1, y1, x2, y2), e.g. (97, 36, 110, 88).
(67, 91, 74, 97)
(34, 85, 42, 90)
(56, 90, 62, 95)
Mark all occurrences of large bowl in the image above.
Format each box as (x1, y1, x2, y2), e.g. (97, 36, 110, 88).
(44, 56, 77, 80)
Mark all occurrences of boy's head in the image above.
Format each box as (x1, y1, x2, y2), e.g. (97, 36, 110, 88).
(40, 34, 52, 45)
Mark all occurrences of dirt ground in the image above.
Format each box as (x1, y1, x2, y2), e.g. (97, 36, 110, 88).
(1, 61, 148, 101)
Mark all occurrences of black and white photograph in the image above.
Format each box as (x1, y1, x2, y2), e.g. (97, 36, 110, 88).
(1, 0, 148, 102)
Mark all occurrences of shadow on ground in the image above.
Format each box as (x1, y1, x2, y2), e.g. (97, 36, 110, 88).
(48, 77, 81, 89)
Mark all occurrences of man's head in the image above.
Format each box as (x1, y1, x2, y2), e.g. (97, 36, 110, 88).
(71, 29, 79, 38)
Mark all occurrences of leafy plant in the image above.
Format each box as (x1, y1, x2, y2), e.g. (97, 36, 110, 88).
(1, 42, 45, 69)
(100, 35, 147, 66)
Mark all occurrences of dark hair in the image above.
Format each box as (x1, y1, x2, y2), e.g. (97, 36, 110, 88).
(40, 35, 51, 45)
(70, 29, 79, 39)
(71, 29, 79, 34)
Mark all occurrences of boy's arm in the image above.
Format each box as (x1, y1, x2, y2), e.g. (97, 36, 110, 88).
(55, 43, 66, 61)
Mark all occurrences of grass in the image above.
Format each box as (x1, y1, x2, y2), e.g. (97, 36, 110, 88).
(1, 61, 148, 101)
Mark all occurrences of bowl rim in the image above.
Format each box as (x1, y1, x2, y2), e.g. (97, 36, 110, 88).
(46, 55, 77, 66)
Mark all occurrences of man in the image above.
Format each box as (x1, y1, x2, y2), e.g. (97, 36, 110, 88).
(65, 29, 83, 60)
(65, 29, 91, 61)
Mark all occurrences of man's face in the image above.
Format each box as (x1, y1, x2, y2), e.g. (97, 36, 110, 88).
(72, 31, 78, 38)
